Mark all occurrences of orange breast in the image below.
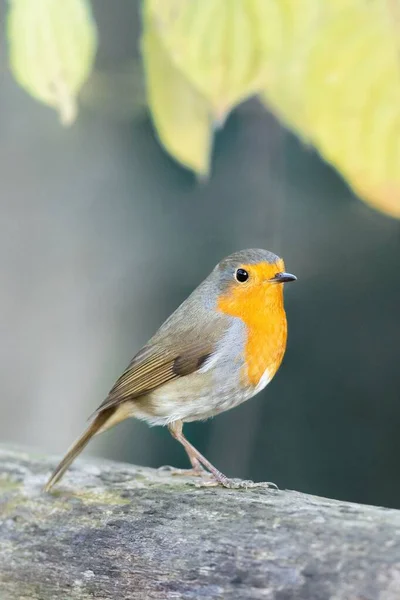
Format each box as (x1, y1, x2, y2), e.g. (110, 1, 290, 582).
(217, 280, 288, 388)
(244, 311, 287, 387)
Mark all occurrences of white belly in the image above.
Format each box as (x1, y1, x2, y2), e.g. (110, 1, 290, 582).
(253, 365, 274, 394)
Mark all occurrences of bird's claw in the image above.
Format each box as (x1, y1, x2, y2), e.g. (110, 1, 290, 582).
(158, 465, 206, 477)
(195, 478, 279, 490)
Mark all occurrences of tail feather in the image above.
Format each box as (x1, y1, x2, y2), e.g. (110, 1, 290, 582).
(44, 407, 114, 492)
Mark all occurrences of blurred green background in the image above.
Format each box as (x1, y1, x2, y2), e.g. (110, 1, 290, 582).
(1, 1, 400, 510)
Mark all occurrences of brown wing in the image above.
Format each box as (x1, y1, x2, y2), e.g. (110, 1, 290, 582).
(95, 342, 213, 414)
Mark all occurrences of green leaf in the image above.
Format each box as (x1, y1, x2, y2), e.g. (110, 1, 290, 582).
(302, 3, 400, 217)
(260, 0, 400, 218)
(259, 0, 321, 139)
(146, 0, 276, 124)
(141, 14, 212, 177)
(7, 0, 97, 125)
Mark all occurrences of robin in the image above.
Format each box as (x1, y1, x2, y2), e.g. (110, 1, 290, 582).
(44, 249, 296, 491)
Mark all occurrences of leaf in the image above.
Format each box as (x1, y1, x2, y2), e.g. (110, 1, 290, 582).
(146, 0, 276, 124)
(7, 0, 97, 125)
(260, 0, 322, 136)
(260, 1, 400, 218)
(141, 14, 212, 177)
(302, 3, 400, 217)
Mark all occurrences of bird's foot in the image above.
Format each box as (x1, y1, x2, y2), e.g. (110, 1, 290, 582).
(158, 464, 207, 478)
(158, 465, 278, 490)
(195, 477, 279, 490)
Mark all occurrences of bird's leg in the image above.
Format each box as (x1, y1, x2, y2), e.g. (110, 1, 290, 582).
(184, 451, 208, 476)
(159, 422, 208, 477)
(158, 454, 207, 477)
(168, 420, 231, 487)
(167, 421, 279, 490)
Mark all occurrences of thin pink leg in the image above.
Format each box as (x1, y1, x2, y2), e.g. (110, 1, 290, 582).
(168, 420, 231, 487)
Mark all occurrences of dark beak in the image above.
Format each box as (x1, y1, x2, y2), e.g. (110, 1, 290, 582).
(270, 272, 297, 284)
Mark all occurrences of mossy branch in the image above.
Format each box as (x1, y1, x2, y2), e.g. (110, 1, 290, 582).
(1, 446, 400, 599)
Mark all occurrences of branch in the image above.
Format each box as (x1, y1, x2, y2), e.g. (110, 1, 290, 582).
(1, 446, 399, 599)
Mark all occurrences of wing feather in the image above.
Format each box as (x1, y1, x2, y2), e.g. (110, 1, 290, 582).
(95, 312, 232, 414)
(96, 343, 214, 413)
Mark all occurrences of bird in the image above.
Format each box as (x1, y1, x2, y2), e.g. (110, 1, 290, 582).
(44, 249, 296, 491)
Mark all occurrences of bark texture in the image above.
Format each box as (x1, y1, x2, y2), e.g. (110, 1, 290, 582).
(1, 446, 400, 600)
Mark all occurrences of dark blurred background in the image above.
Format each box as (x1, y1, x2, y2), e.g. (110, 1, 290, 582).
(1, 1, 400, 509)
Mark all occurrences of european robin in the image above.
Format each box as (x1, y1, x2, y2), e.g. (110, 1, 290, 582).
(44, 249, 296, 491)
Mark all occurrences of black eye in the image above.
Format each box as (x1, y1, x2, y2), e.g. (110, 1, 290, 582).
(235, 268, 249, 283)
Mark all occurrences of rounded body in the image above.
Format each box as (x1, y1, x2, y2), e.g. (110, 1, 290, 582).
(44, 248, 295, 492)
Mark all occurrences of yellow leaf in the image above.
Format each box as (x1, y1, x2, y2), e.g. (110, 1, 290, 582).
(7, 0, 97, 125)
(302, 3, 400, 218)
(141, 16, 212, 177)
(261, 1, 400, 218)
(260, 0, 321, 135)
(146, 0, 277, 123)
